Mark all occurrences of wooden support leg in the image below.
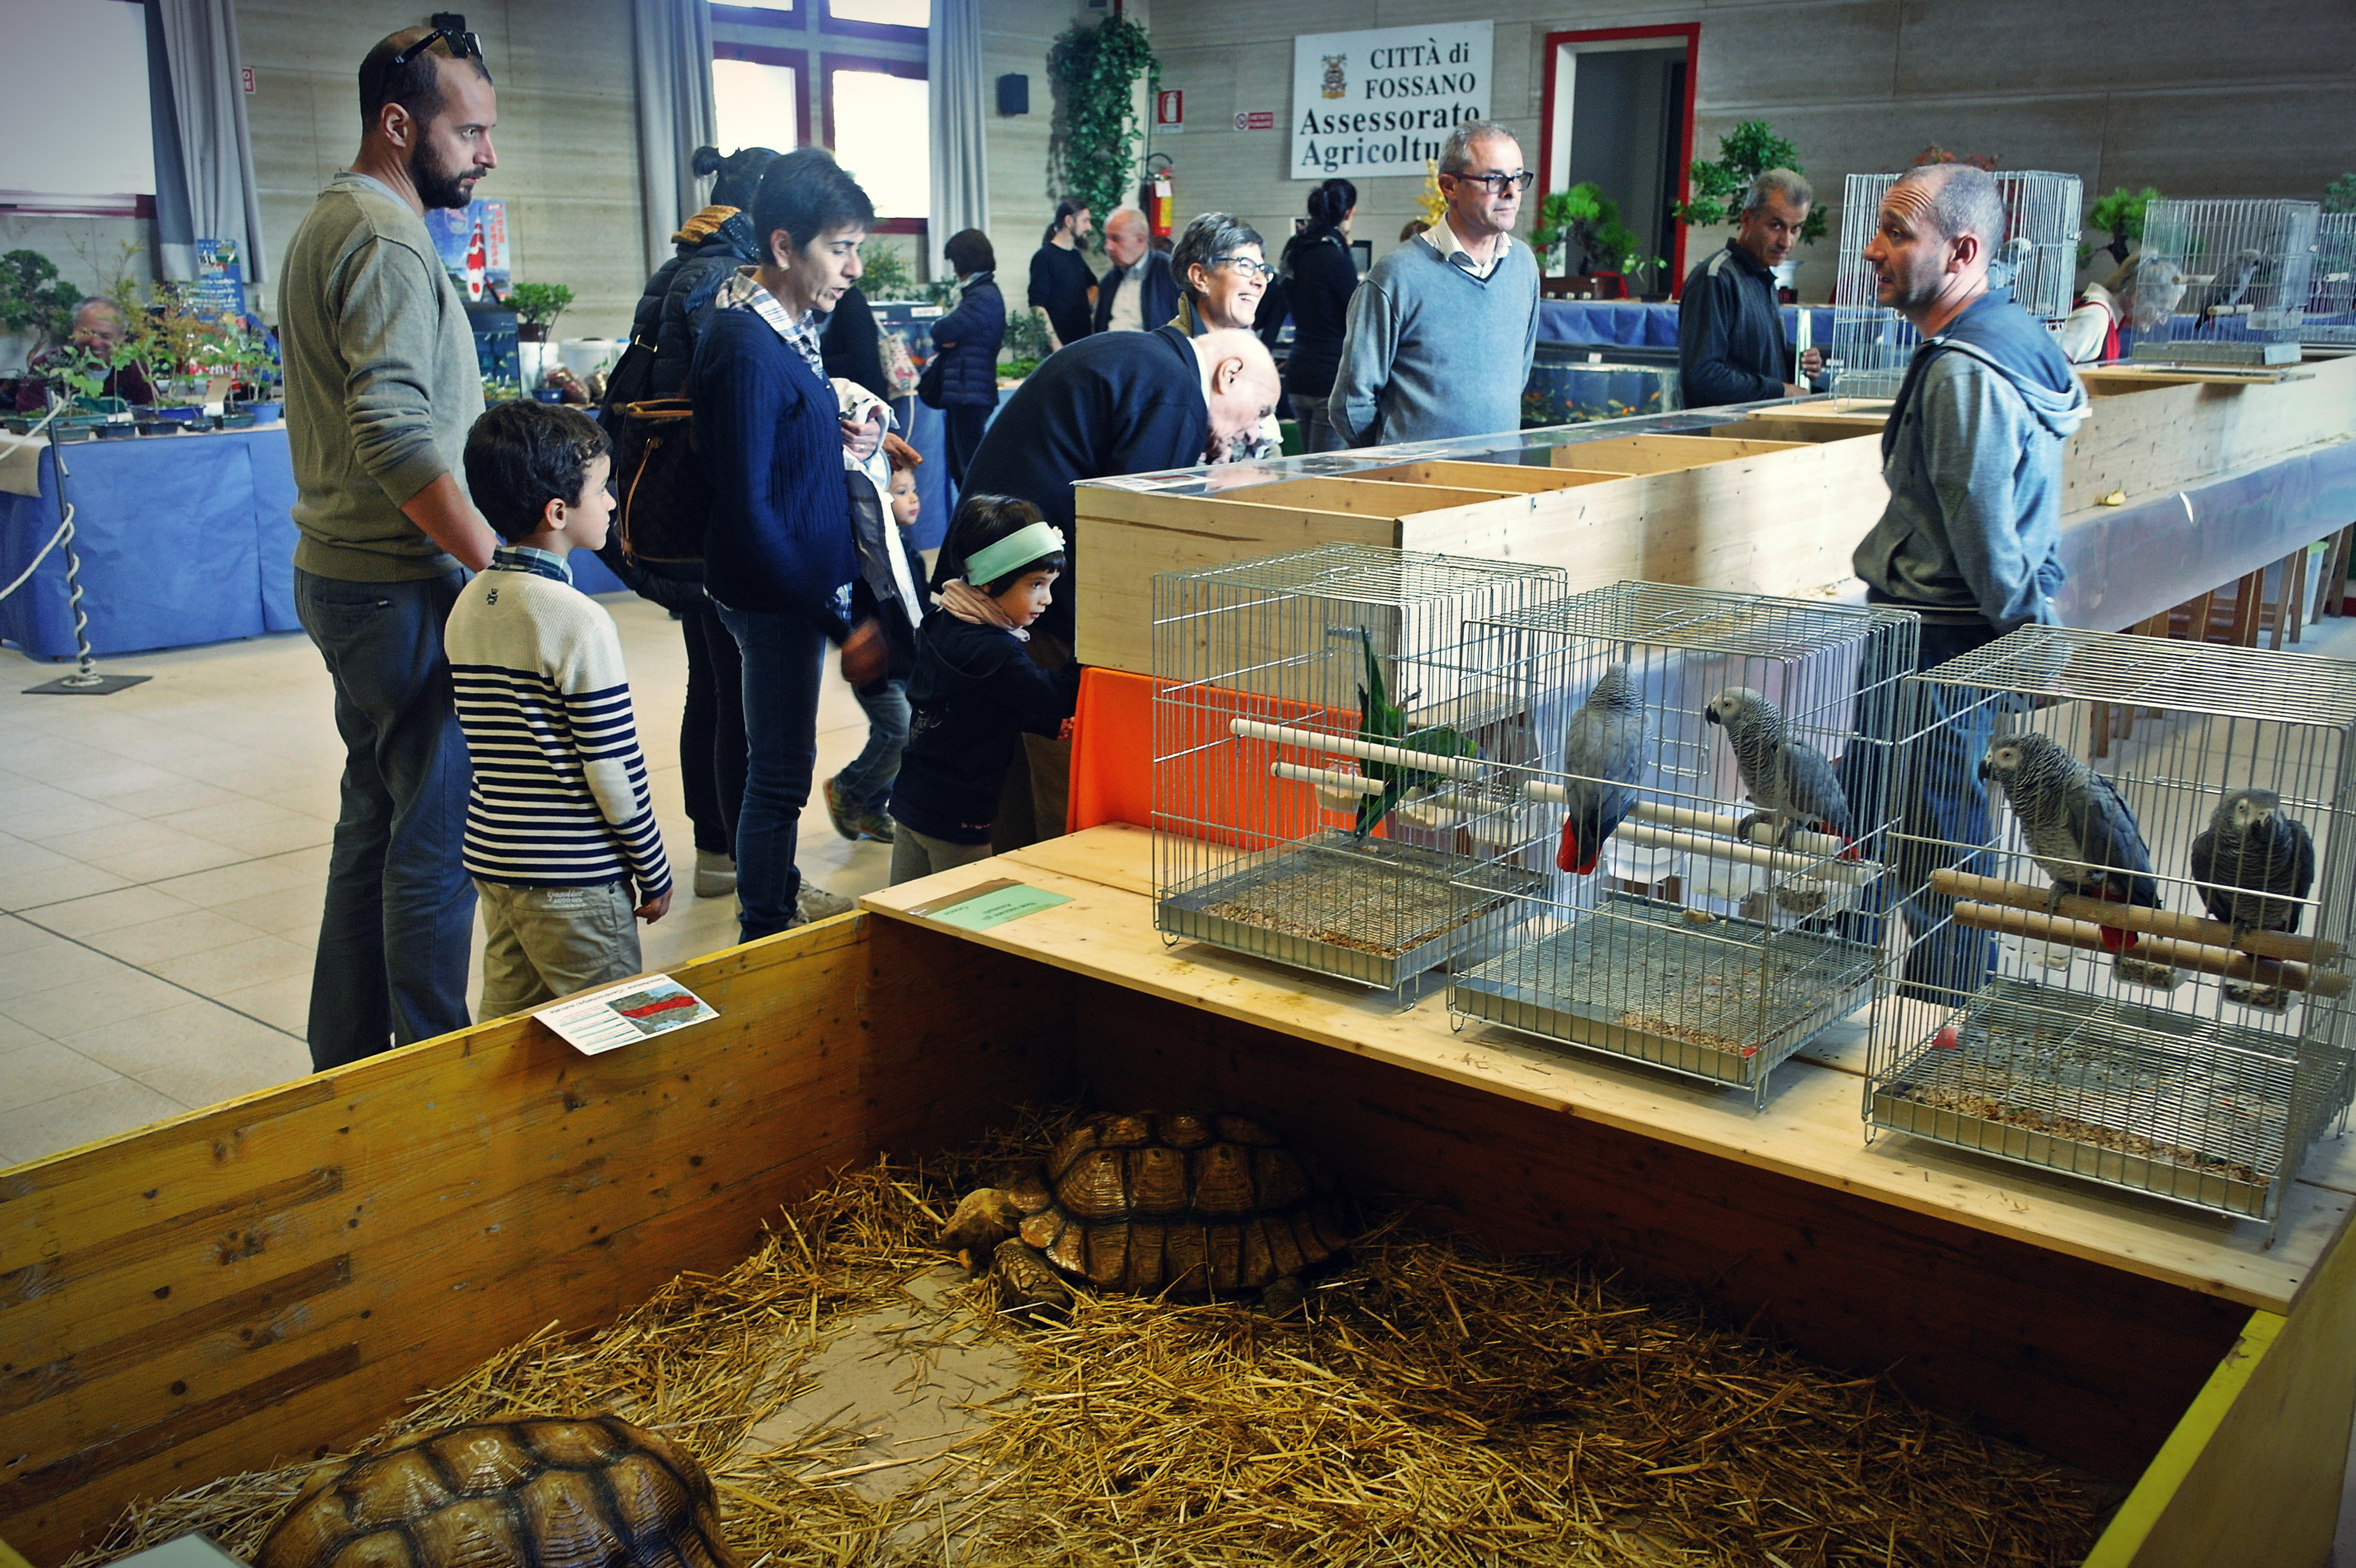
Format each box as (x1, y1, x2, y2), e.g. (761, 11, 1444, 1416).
(2229, 570, 2265, 647)
(2325, 525, 2356, 621)
(2093, 699, 2114, 760)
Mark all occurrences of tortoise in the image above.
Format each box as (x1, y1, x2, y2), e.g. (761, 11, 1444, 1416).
(940, 1111, 1350, 1316)
(255, 1414, 738, 1568)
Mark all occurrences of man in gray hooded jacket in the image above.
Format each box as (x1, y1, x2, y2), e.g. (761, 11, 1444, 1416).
(1843, 163, 2089, 999)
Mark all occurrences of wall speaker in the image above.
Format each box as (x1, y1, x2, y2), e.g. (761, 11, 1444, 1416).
(997, 74, 1029, 115)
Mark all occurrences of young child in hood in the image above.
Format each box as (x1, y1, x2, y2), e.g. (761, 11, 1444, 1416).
(887, 494, 1081, 884)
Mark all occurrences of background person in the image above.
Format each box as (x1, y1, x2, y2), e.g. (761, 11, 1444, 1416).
(1168, 214, 1279, 461)
(1329, 121, 1540, 447)
(1092, 207, 1176, 335)
(1027, 200, 1096, 352)
(14, 297, 155, 412)
(690, 147, 890, 940)
(955, 325, 1279, 844)
(1678, 168, 1824, 406)
(929, 227, 1005, 488)
(2060, 252, 2186, 364)
(1266, 178, 1360, 454)
(280, 24, 501, 1067)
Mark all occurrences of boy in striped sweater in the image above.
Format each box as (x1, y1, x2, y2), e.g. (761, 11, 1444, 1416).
(447, 402, 673, 1017)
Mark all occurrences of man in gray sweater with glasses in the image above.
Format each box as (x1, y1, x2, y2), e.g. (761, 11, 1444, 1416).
(280, 25, 501, 1067)
(1328, 120, 1541, 448)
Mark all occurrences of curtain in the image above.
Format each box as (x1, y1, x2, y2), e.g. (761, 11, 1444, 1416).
(633, 0, 719, 277)
(927, 0, 989, 277)
(153, 0, 269, 285)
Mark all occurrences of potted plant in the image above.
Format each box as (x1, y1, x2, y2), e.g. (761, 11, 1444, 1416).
(507, 283, 574, 343)
(1530, 183, 1662, 295)
(1677, 121, 1828, 288)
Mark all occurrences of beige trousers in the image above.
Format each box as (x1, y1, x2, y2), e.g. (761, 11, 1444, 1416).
(476, 879, 643, 1019)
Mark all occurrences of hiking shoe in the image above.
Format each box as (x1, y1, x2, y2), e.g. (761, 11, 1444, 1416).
(693, 849, 736, 898)
(822, 775, 862, 841)
(797, 884, 856, 923)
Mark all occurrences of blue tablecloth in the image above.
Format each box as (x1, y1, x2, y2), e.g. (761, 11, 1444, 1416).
(1538, 300, 1836, 350)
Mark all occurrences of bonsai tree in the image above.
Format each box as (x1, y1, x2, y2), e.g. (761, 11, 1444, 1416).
(2325, 173, 2356, 215)
(0, 250, 82, 353)
(2086, 187, 2162, 269)
(507, 282, 574, 342)
(1531, 183, 1649, 278)
(1676, 121, 1828, 246)
(855, 245, 919, 303)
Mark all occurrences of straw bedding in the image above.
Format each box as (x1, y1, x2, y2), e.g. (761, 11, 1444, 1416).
(68, 1112, 2112, 1568)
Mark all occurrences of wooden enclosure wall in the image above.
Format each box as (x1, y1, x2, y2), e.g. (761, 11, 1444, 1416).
(1066, 969, 2248, 1482)
(2066, 358, 2356, 515)
(0, 917, 1076, 1564)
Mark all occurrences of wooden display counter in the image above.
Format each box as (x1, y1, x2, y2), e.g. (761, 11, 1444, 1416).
(5, 825, 2355, 1566)
(1074, 355, 2356, 677)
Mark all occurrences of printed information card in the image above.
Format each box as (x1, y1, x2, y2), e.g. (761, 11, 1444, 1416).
(539, 975, 718, 1056)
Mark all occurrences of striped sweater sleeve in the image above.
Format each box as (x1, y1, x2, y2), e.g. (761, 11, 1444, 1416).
(447, 574, 673, 899)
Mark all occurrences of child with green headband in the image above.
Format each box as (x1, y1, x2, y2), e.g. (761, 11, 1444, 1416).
(888, 494, 1080, 884)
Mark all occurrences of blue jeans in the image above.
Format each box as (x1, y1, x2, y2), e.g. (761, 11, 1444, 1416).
(717, 604, 825, 941)
(836, 678, 909, 812)
(1839, 617, 2000, 1004)
(294, 568, 477, 1067)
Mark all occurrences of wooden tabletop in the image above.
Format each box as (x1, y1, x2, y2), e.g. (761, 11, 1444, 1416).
(860, 823, 2356, 1315)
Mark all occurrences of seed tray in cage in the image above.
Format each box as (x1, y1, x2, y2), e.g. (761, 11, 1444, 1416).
(1868, 978, 2345, 1219)
(1450, 895, 1876, 1094)
(1158, 831, 1544, 991)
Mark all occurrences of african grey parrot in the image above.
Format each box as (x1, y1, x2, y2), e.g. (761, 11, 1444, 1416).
(1976, 732, 2160, 952)
(1703, 686, 1855, 854)
(1555, 663, 1648, 875)
(2190, 787, 2315, 937)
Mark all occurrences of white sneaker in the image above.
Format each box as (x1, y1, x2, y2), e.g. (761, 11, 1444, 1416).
(693, 849, 736, 898)
(796, 884, 856, 923)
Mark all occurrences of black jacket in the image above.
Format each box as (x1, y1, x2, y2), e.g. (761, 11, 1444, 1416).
(1028, 242, 1097, 346)
(1270, 226, 1358, 398)
(847, 471, 931, 682)
(645, 207, 763, 398)
(822, 286, 892, 401)
(930, 273, 1007, 406)
(954, 324, 1210, 646)
(891, 611, 1084, 844)
(1091, 250, 1178, 335)
(1677, 240, 1794, 408)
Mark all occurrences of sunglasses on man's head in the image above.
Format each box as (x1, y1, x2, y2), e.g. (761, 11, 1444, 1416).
(389, 26, 483, 68)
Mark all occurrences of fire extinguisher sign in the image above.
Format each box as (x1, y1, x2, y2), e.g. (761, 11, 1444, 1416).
(1155, 90, 1183, 133)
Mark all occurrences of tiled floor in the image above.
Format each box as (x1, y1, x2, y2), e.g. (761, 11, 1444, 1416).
(0, 594, 894, 1166)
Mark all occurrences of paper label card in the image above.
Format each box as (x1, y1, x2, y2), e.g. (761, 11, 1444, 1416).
(905, 878, 1073, 931)
(539, 975, 717, 1056)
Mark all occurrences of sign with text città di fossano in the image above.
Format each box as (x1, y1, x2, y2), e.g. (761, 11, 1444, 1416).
(1289, 21, 1493, 181)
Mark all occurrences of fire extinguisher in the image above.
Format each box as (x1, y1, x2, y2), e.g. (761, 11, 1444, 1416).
(1141, 154, 1174, 239)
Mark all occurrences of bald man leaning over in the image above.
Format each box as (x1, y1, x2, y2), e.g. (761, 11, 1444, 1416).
(953, 325, 1278, 842)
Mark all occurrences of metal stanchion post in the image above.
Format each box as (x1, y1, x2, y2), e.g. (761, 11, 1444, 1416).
(19, 422, 151, 696)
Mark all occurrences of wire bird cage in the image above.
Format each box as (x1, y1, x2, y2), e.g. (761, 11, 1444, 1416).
(1828, 170, 2083, 400)
(2130, 198, 2321, 367)
(1441, 583, 1918, 1107)
(1152, 544, 1569, 1003)
(1866, 627, 2356, 1225)
(2301, 210, 2356, 349)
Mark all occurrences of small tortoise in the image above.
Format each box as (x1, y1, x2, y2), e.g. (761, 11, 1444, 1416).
(256, 1414, 738, 1568)
(941, 1111, 1349, 1316)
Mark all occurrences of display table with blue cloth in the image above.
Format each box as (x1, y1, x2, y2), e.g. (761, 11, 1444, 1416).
(0, 424, 626, 661)
(1538, 299, 1835, 351)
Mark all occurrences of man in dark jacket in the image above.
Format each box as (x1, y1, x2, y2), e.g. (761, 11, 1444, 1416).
(1092, 207, 1177, 333)
(1677, 168, 1822, 407)
(1842, 163, 2091, 1003)
(955, 324, 1279, 843)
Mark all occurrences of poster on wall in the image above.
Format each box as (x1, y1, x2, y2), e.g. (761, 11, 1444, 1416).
(191, 239, 249, 324)
(1290, 21, 1493, 182)
(422, 199, 511, 303)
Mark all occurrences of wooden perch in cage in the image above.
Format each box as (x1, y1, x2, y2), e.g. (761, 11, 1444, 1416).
(1270, 761, 1384, 796)
(1229, 717, 1488, 782)
(1929, 868, 2342, 965)
(1515, 784, 1875, 882)
(1950, 901, 2350, 998)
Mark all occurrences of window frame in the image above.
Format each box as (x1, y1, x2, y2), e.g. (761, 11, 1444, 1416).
(820, 53, 929, 232)
(710, 0, 800, 28)
(712, 41, 813, 151)
(818, 0, 926, 46)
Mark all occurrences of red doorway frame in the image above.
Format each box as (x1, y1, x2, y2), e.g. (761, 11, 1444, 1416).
(1537, 24, 1700, 296)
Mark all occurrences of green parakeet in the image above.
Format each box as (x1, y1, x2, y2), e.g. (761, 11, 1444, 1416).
(1352, 626, 1476, 840)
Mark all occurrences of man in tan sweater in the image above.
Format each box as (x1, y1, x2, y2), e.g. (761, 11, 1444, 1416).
(281, 25, 501, 1067)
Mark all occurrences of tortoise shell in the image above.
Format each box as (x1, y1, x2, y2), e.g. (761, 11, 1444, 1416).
(1007, 1112, 1348, 1295)
(255, 1415, 738, 1568)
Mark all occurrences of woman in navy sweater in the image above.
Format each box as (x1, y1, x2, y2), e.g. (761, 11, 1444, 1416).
(690, 148, 888, 939)
(929, 228, 1005, 489)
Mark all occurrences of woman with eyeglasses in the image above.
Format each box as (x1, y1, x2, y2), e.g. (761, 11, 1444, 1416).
(1167, 213, 1281, 461)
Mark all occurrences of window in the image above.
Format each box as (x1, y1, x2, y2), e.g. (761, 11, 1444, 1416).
(825, 63, 928, 223)
(823, 0, 928, 42)
(713, 0, 798, 22)
(713, 45, 809, 151)
(0, 0, 154, 215)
